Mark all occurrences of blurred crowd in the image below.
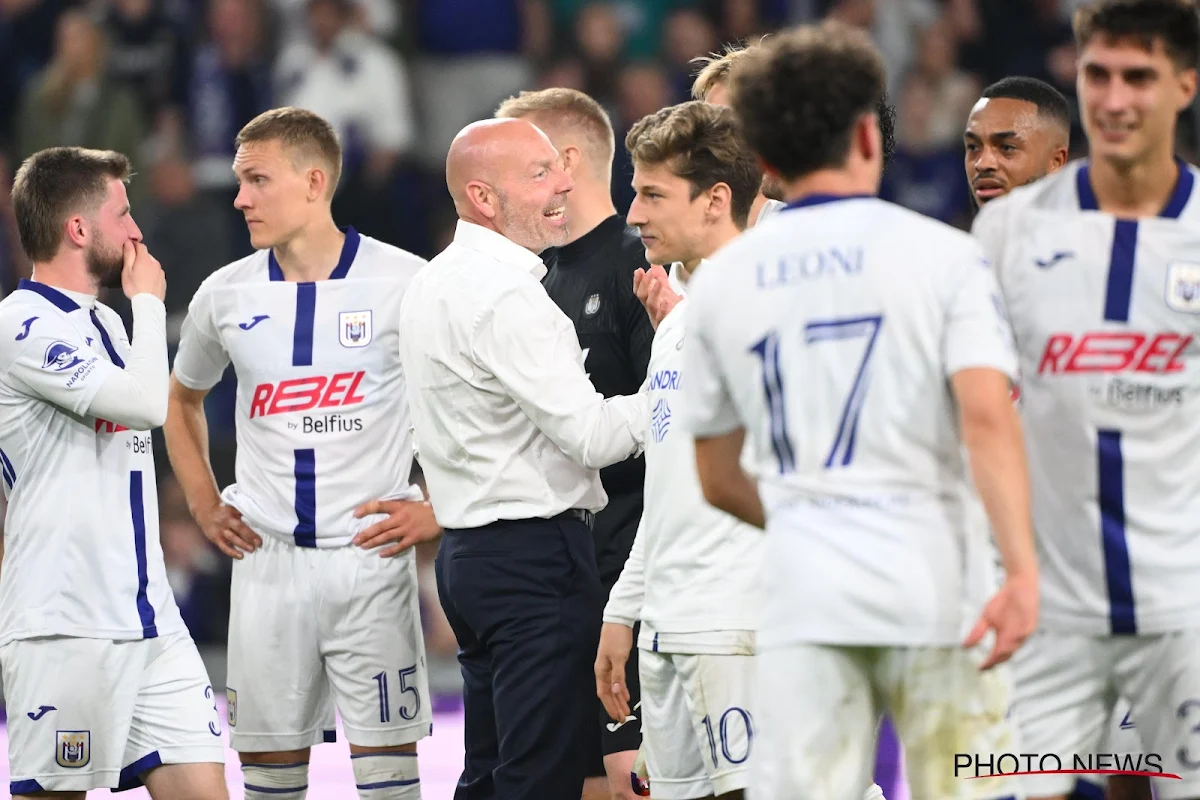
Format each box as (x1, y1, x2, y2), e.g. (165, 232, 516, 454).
(3, 0, 1199, 693)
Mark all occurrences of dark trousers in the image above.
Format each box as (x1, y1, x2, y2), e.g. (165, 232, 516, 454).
(435, 515, 604, 799)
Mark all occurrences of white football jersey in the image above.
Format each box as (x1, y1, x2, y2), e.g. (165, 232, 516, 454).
(0, 281, 184, 645)
(605, 262, 762, 654)
(173, 229, 427, 547)
(682, 195, 1016, 648)
(972, 159, 1200, 635)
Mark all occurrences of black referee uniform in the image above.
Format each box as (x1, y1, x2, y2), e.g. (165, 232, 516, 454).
(541, 213, 655, 766)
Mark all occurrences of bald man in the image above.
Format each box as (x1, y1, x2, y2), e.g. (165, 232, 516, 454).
(397, 118, 649, 800)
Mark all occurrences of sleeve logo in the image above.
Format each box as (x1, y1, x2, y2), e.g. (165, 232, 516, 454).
(41, 341, 85, 372)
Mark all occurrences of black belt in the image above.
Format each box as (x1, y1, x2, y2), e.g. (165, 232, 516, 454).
(553, 508, 595, 530)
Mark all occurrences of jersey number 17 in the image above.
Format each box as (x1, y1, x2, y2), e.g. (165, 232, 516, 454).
(750, 315, 883, 474)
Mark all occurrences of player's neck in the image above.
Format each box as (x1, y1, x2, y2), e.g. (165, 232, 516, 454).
(563, 183, 618, 245)
(30, 255, 99, 297)
(780, 168, 876, 205)
(271, 219, 346, 282)
(681, 221, 740, 278)
(1089, 149, 1180, 218)
(749, 193, 770, 226)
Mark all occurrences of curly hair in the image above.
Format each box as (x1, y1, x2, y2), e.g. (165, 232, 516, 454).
(1074, 0, 1200, 70)
(730, 22, 886, 182)
(625, 101, 763, 229)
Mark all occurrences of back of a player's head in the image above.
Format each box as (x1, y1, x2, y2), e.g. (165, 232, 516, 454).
(235, 107, 343, 196)
(730, 22, 886, 183)
(981, 77, 1072, 136)
(625, 101, 762, 229)
(11, 147, 131, 263)
(1074, 0, 1200, 70)
(494, 88, 616, 182)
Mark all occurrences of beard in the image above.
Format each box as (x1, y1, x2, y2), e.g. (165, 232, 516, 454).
(86, 239, 125, 289)
(497, 191, 568, 253)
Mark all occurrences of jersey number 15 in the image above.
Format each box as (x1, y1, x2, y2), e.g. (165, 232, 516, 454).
(750, 315, 883, 474)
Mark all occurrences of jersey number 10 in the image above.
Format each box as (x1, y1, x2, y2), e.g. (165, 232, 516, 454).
(750, 315, 883, 474)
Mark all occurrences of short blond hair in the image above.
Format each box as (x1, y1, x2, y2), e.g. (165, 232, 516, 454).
(691, 41, 763, 101)
(236, 107, 343, 195)
(495, 88, 615, 178)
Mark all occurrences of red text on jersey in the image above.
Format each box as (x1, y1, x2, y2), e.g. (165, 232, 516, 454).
(95, 418, 129, 433)
(250, 371, 366, 418)
(1038, 332, 1192, 374)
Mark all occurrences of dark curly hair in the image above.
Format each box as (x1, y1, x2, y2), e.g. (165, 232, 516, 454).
(730, 22, 886, 182)
(1074, 0, 1200, 70)
(625, 101, 763, 229)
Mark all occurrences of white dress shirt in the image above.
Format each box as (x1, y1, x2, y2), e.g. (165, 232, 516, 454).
(398, 220, 648, 530)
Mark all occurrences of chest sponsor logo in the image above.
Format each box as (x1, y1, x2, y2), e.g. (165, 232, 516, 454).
(250, 371, 366, 417)
(1038, 332, 1192, 375)
(1166, 262, 1200, 313)
(339, 310, 372, 348)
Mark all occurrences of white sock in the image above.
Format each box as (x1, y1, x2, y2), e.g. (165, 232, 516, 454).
(863, 783, 887, 800)
(352, 752, 421, 799)
(242, 762, 309, 799)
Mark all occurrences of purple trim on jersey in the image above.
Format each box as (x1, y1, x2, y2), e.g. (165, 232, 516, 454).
(16, 278, 81, 313)
(0, 447, 15, 489)
(783, 193, 875, 211)
(293, 282, 317, 366)
(1097, 429, 1136, 635)
(1069, 779, 1106, 800)
(1076, 158, 1195, 218)
(358, 779, 422, 789)
(129, 471, 159, 638)
(115, 749, 162, 792)
(267, 226, 360, 281)
(324, 728, 337, 742)
(10, 779, 45, 794)
(293, 448, 318, 547)
(1104, 220, 1138, 323)
(89, 309, 126, 368)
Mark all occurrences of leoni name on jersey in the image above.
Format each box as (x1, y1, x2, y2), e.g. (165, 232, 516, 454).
(250, 370, 366, 418)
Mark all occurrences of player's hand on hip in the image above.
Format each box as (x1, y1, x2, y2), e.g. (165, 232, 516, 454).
(595, 622, 634, 723)
(352, 499, 441, 557)
(121, 241, 167, 302)
(633, 264, 681, 330)
(964, 570, 1039, 670)
(197, 502, 262, 559)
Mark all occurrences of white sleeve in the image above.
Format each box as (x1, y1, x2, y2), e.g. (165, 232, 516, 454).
(678, 292, 742, 438)
(1, 295, 169, 430)
(603, 515, 646, 627)
(365, 48, 416, 154)
(172, 282, 231, 391)
(942, 242, 1019, 380)
(472, 284, 647, 471)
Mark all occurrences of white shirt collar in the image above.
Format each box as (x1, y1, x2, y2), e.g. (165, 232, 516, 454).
(668, 260, 709, 297)
(453, 220, 548, 281)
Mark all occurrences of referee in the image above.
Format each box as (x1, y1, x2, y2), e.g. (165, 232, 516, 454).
(496, 88, 656, 798)
(398, 117, 648, 800)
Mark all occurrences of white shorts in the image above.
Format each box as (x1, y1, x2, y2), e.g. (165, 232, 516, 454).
(752, 643, 1019, 800)
(227, 533, 432, 752)
(639, 649, 754, 799)
(1012, 629, 1200, 800)
(0, 631, 225, 793)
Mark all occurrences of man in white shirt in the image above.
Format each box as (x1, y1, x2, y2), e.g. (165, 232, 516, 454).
(593, 100, 764, 800)
(0, 147, 226, 798)
(680, 23, 1039, 800)
(972, 3, 1200, 799)
(398, 117, 648, 799)
(166, 108, 437, 800)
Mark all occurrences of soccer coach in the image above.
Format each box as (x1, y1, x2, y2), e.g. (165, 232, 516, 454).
(398, 117, 648, 800)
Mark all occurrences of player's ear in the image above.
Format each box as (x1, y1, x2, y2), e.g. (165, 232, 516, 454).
(857, 112, 881, 163)
(64, 213, 88, 250)
(706, 182, 732, 222)
(1177, 66, 1198, 111)
(305, 165, 328, 203)
(559, 145, 582, 178)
